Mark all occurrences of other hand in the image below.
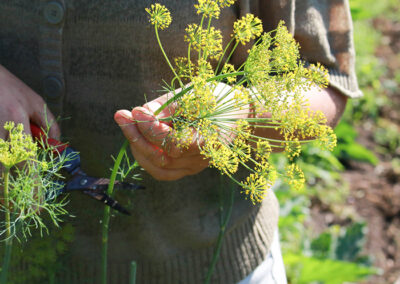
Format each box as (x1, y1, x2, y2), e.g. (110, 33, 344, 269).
(0, 65, 59, 140)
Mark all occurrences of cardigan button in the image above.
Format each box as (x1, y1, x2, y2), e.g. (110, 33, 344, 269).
(44, 1, 64, 25)
(43, 76, 63, 100)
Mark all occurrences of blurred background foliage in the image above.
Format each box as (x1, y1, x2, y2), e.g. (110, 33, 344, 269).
(278, 0, 400, 283)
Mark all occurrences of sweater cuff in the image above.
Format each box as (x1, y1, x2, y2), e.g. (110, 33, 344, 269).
(328, 68, 363, 99)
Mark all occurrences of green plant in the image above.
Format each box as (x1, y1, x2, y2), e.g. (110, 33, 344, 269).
(333, 121, 378, 166)
(285, 253, 376, 284)
(0, 122, 73, 284)
(101, 141, 141, 284)
(0, 223, 75, 284)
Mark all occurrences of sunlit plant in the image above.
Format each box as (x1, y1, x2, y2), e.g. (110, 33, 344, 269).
(143, 1, 336, 204)
(0, 122, 72, 283)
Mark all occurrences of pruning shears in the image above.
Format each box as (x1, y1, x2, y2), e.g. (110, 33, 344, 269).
(30, 123, 143, 215)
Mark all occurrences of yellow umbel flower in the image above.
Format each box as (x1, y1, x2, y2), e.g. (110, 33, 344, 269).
(255, 140, 272, 161)
(285, 164, 305, 191)
(201, 141, 239, 175)
(0, 122, 37, 169)
(195, 0, 221, 18)
(233, 14, 263, 45)
(174, 57, 193, 79)
(241, 163, 277, 204)
(218, 0, 236, 8)
(185, 24, 223, 59)
(145, 3, 172, 30)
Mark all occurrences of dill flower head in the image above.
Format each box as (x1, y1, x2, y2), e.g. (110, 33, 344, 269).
(218, 0, 236, 8)
(233, 14, 263, 45)
(145, 3, 172, 30)
(0, 122, 37, 169)
(284, 164, 305, 191)
(195, 0, 221, 18)
(175, 57, 193, 79)
(0, 122, 72, 240)
(185, 24, 223, 59)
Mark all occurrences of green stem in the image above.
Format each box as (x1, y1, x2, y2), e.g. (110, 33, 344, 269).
(224, 41, 239, 69)
(129, 261, 137, 284)
(198, 16, 205, 60)
(154, 71, 245, 116)
(154, 25, 183, 88)
(0, 169, 12, 284)
(215, 38, 235, 75)
(202, 16, 213, 61)
(101, 141, 129, 284)
(204, 178, 235, 284)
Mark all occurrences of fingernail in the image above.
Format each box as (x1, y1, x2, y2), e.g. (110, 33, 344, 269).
(115, 110, 133, 126)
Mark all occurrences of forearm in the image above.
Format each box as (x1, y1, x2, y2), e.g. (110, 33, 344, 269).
(253, 86, 347, 151)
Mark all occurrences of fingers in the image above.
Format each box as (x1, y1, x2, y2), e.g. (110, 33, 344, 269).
(132, 107, 202, 158)
(0, 105, 31, 140)
(0, 65, 61, 141)
(28, 95, 60, 139)
(114, 109, 209, 181)
(143, 93, 176, 119)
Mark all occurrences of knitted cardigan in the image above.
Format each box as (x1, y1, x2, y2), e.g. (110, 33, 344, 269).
(0, 0, 360, 283)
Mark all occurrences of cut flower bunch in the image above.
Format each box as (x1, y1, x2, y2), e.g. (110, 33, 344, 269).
(145, 1, 336, 203)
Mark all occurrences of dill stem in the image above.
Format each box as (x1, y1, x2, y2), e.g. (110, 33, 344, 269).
(154, 25, 183, 88)
(154, 71, 245, 116)
(198, 16, 205, 60)
(215, 38, 234, 75)
(0, 168, 12, 284)
(204, 177, 234, 284)
(101, 140, 129, 284)
(130, 261, 137, 284)
(224, 41, 239, 69)
(202, 16, 213, 61)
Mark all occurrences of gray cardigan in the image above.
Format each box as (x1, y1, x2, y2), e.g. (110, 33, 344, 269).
(0, 0, 360, 283)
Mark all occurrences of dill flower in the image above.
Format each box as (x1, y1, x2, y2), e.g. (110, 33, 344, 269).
(201, 141, 239, 175)
(255, 140, 272, 161)
(241, 163, 276, 204)
(0, 122, 37, 169)
(284, 164, 305, 191)
(233, 14, 263, 45)
(195, 0, 221, 18)
(218, 0, 236, 8)
(221, 63, 237, 84)
(0, 122, 72, 240)
(185, 24, 223, 59)
(175, 57, 193, 79)
(145, 0, 335, 203)
(145, 3, 172, 30)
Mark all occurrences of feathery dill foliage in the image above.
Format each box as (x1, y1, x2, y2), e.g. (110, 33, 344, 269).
(0, 122, 72, 240)
(146, 1, 336, 204)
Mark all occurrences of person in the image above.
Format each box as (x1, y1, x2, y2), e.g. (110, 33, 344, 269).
(0, 0, 361, 283)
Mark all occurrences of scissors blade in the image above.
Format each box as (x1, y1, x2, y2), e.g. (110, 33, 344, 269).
(83, 190, 131, 215)
(113, 181, 145, 191)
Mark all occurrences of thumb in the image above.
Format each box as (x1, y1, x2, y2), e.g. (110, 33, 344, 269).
(114, 109, 138, 142)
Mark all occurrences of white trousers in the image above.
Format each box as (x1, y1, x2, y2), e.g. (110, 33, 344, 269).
(238, 230, 288, 284)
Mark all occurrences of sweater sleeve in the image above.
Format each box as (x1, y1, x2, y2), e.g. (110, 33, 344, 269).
(251, 0, 363, 98)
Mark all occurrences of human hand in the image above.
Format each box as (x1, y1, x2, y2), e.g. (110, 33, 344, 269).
(0, 65, 60, 140)
(114, 93, 210, 181)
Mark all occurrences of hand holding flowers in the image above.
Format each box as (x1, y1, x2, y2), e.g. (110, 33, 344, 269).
(116, 0, 339, 204)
